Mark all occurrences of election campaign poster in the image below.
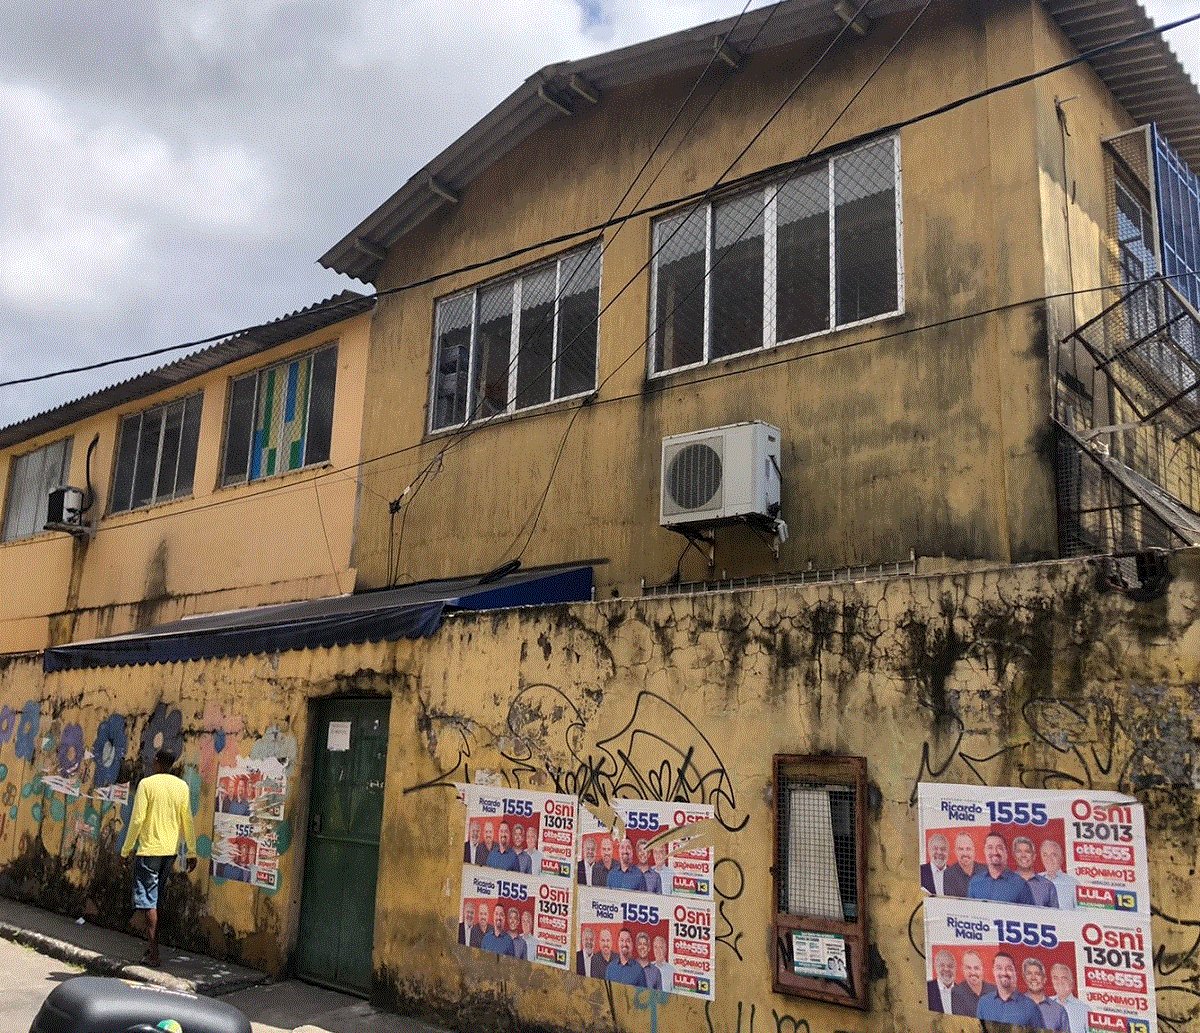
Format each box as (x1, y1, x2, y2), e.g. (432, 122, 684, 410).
(918, 783, 1150, 914)
(576, 798, 715, 898)
(211, 813, 280, 889)
(576, 886, 715, 1000)
(216, 756, 287, 821)
(459, 866, 572, 970)
(924, 896, 1157, 1032)
(211, 757, 287, 890)
(460, 784, 578, 881)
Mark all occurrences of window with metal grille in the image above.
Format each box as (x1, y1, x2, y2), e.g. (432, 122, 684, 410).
(772, 755, 868, 1009)
(221, 345, 338, 485)
(110, 394, 203, 514)
(1, 437, 73, 542)
(429, 242, 602, 431)
(651, 137, 901, 374)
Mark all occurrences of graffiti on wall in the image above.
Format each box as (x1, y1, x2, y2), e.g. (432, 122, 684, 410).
(904, 598, 1200, 1033)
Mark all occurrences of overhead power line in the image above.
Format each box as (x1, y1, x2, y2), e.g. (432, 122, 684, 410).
(76, 272, 1196, 537)
(3, 9, 1197, 395)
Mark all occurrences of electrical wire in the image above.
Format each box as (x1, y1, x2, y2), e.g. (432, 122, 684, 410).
(63, 272, 1197, 539)
(385, 0, 770, 582)
(8, 8, 1192, 397)
(501, 0, 928, 563)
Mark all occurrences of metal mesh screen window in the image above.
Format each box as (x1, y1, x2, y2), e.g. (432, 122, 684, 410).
(1153, 125, 1200, 312)
(429, 242, 601, 431)
(651, 136, 901, 375)
(773, 755, 868, 1008)
(221, 345, 339, 486)
(777, 780, 858, 921)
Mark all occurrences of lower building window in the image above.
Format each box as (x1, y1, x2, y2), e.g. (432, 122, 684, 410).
(773, 754, 869, 1009)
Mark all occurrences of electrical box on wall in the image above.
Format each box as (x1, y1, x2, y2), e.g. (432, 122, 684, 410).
(659, 421, 781, 528)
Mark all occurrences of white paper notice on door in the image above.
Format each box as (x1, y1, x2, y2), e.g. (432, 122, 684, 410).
(327, 721, 351, 752)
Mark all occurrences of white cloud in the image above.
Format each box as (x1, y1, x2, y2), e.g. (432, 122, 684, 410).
(0, 0, 1195, 426)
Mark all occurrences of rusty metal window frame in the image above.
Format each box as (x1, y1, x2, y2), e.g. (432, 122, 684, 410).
(772, 754, 869, 1009)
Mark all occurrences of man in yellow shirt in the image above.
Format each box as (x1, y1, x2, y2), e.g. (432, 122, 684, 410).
(121, 749, 197, 966)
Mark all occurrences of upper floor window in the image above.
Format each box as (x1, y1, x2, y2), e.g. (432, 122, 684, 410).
(110, 394, 203, 514)
(651, 136, 902, 374)
(221, 345, 338, 486)
(2, 437, 73, 542)
(430, 242, 602, 432)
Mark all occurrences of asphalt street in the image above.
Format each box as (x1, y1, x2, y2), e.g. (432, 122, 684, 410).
(0, 936, 85, 1031)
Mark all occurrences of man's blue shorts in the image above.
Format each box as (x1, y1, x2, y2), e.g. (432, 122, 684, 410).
(132, 854, 175, 910)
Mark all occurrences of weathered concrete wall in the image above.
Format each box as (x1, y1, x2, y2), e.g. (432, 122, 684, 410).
(353, 0, 1063, 598)
(0, 309, 373, 655)
(0, 550, 1197, 1031)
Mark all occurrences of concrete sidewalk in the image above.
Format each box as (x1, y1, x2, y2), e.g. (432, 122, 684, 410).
(0, 895, 453, 1033)
(0, 894, 268, 995)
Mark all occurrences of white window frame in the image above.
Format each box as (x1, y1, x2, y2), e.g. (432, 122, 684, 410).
(427, 242, 603, 434)
(648, 135, 904, 379)
(1, 437, 73, 542)
(109, 393, 203, 515)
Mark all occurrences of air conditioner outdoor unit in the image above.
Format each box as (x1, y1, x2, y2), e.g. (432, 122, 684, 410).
(44, 485, 89, 538)
(660, 422, 781, 528)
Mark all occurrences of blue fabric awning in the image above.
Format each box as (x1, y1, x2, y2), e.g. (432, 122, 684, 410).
(43, 563, 594, 672)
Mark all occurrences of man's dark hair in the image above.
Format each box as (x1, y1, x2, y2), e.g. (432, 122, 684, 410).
(154, 749, 178, 770)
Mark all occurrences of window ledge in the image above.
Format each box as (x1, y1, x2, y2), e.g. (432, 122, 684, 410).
(103, 494, 197, 523)
(648, 307, 906, 384)
(0, 529, 73, 548)
(424, 388, 595, 442)
(214, 461, 336, 496)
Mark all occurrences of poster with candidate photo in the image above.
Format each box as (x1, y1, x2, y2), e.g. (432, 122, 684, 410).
(917, 784, 1150, 914)
(211, 756, 287, 890)
(216, 756, 287, 821)
(576, 886, 716, 1000)
(459, 865, 572, 970)
(924, 896, 1157, 1032)
(576, 799, 715, 899)
(460, 784, 578, 881)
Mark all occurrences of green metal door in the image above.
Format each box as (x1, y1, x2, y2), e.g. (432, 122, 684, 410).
(296, 698, 390, 994)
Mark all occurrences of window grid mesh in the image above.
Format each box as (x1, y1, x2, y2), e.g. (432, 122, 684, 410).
(777, 777, 858, 923)
(653, 138, 899, 375)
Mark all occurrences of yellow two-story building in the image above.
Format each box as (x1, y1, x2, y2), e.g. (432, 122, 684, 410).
(0, 293, 374, 655)
(1, 3, 1198, 1032)
(321, 0, 1200, 596)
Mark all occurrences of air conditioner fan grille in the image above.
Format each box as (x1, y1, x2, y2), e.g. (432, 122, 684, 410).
(667, 442, 722, 511)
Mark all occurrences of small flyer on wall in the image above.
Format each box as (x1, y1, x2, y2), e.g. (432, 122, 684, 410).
(459, 784, 578, 880)
(791, 930, 848, 981)
(459, 866, 572, 970)
(924, 896, 1157, 1032)
(917, 783, 1150, 914)
(576, 886, 716, 1000)
(576, 799, 715, 899)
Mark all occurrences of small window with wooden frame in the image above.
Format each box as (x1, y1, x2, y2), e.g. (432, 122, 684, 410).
(772, 755, 868, 1009)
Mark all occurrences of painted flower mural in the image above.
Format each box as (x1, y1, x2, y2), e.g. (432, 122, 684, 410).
(0, 705, 15, 748)
(140, 703, 183, 774)
(14, 701, 40, 762)
(198, 702, 244, 781)
(91, 714, 128, 787)
(57, 722, 85, 777)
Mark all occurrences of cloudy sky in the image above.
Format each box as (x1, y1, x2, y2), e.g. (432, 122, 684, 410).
(1, 0, 1197, 427)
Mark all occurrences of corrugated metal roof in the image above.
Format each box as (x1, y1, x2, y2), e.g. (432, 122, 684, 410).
(321, 0, 1200, 285)
(0, 292, 374, 450)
